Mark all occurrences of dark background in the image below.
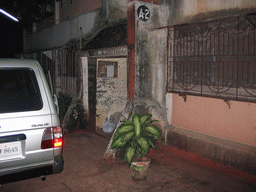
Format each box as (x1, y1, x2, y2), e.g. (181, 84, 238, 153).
(0, 0, 54, 58)
(0, 0, 23, 58)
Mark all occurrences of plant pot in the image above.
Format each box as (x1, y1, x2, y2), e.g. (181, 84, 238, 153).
(130, 157, 151, 181)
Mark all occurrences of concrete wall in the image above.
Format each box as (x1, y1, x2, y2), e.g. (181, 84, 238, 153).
(96, 57, 128, 128)
(133, 0, 256, 174)
(24, 9, 102, 52)
(81, 56, 89, 120)
(23, 0, 129, 53)
(60, 0, 102, 22)
(164, 0, 256, 25)
(135, 2, 169, 100)
(149, 28, 168, 108)
(172, 95, 256, 146)
(167, 125, 256, 175)
(162, 0, 256, 174)
(126, 1, 170, 134)
(107, 0, 129, 19)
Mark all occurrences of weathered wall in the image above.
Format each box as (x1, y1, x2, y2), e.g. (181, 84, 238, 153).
(167, 125, 256, 175)
(59, 0, 129, 22)
(133, 0, 256, 175)
(135, 2, 169, 100)
(96, 58, 128, 128)
(24, 9, 102, 52)
(131, 2, 170, 133)
(81, 56, 89, 120)
(133, 0, 256, 102)
(148, 28, 168, 108)
(172, 95, 256, 146)
(107, 0, 129, 19)
(164, 0, 256, 25)
(23, 0, 129, 53)
(162, 0, 256, 149)
(60, 0, 102, 22)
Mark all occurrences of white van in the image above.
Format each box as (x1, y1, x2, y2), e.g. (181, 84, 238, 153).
(0, 59, 63, 179)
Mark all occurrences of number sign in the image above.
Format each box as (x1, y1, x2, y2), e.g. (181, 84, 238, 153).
(137, 5, 150, 21)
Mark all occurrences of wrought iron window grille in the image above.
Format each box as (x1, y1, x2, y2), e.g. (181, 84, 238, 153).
(167, 13, 256, 103)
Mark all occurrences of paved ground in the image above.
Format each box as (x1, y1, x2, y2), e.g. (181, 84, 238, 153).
(0, 131, 255, 192)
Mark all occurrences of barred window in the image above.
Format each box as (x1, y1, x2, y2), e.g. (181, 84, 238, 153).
(167, 13, 256, 103)
(53, 47, 77, 92)
(65, 47, 76, 78)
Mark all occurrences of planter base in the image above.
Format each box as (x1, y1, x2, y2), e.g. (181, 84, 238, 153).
(130, 157, 151, 181)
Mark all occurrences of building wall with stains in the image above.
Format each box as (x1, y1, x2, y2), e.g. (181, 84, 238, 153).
(107, 0, 129, 19)
(24, 0, 129, 53)
(134, 2, 169, 100)
(161, 0, 256, 152)
(59, 0, 102, 23)
(96, 58, 128, 128)
(164, 0, 256, 25)
(132, 0, 256, 175)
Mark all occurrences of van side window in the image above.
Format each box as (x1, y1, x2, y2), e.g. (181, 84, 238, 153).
(0, 68, 43, 113)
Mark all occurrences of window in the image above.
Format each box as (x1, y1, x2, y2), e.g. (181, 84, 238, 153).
(167, 13, 256, 103)
(0, 69, 43, 113)
(98, 61, 118, 78)
(52, 47, 77, 92)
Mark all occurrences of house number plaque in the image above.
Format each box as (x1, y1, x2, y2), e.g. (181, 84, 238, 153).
(137, 5, 150, 21)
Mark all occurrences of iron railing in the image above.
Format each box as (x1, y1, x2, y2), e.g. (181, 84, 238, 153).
(53, 47, 77, 92)
(167, 13, 256, 103)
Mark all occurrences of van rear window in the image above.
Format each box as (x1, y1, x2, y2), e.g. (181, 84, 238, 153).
(0, 68, 43, 113)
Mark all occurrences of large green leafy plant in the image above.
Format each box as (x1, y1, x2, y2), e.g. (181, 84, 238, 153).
(111, 114, 161, 167)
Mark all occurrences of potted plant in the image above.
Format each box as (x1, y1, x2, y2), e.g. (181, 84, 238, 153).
(111, 114, 161, 180)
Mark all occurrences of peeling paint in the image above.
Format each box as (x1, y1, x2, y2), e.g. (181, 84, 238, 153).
(96, 58, 128, 128)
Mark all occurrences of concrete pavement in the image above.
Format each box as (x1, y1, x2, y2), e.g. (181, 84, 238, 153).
(0, 131, 255, 192)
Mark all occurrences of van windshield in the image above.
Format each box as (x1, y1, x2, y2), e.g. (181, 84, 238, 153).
(0, 68, 43, 113)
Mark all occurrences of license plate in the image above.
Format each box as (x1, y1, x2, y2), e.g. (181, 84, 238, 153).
(0, 141, 22, 160)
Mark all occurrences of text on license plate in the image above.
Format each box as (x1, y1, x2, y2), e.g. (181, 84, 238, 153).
(0, 141, 22, 160)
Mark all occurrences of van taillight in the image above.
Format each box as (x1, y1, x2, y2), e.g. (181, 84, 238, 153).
(41, 127, 63, 149)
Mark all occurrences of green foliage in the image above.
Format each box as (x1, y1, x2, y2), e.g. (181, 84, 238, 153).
(133, 114, 142, 139)
(144, 125, 161, 137)
(115, 124, 134, 135)
(125, 146, 136, 167)
(111, 114, 161, 167)
(135, 137, 150, 157)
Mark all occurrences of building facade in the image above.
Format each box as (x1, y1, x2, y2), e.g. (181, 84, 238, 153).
(23, 0, 256, 176)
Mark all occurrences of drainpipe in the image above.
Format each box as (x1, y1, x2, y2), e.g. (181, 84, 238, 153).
(55, 0, 60, 25)
(127, 1, 136, 101)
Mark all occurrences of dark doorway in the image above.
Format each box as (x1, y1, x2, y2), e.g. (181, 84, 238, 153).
(88, 58, 97, 133)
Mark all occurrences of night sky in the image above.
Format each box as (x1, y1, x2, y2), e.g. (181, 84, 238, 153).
(0, 1, 23, 58)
